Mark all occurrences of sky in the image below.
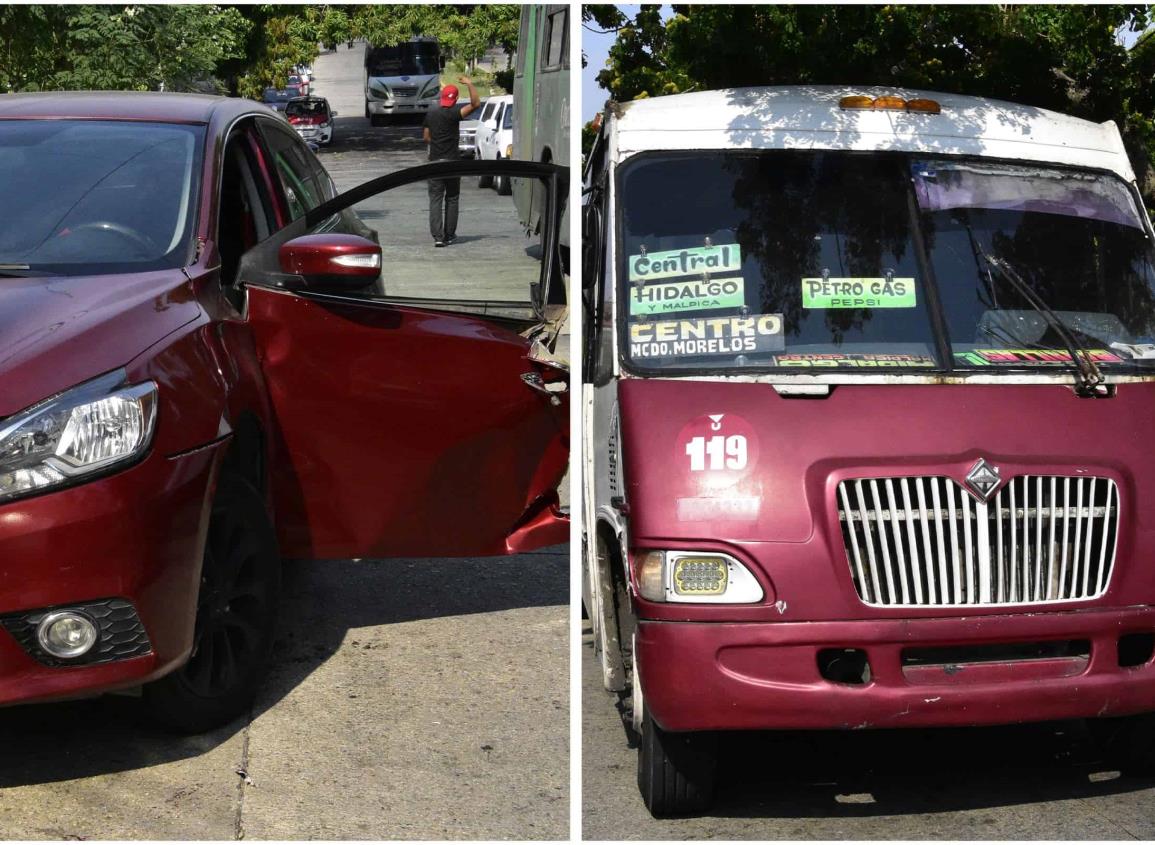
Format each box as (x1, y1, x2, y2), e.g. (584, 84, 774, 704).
(580, 7, 1151, 126)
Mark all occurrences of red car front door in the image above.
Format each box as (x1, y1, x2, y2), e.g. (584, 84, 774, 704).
(238, 159, 569, 559)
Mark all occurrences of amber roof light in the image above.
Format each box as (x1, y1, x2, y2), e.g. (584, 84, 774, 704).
(839, 95, 942, 114)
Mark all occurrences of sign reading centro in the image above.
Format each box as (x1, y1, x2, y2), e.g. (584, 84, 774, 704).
(630, 314, 785, 360)
(629, 275, 745, 315)
(802, 277, 916, 309)
(629, 244, 742, 282)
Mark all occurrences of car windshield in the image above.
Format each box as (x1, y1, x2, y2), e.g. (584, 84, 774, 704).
(264, 88, 293, 102)
(617, 150, 1155, 374)
(0, 120, 203, 275)
(366, 42, 439, 76)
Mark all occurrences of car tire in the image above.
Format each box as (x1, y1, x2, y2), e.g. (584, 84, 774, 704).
(1091, 712, 1155, 775)
(478, 169, 493, 189)
(143, 472, 281, 734)
(496, 172, 512, 196)
(637, 711, 718, 817)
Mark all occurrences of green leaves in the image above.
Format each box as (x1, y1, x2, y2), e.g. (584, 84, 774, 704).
(0, 5, 251, 94)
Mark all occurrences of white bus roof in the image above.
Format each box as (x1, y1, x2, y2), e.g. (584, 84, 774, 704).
(609, 85, 1135, 181)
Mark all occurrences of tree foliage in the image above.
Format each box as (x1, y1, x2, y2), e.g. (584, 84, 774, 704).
(0, 4, 521, 96)
(0, 4, 249, 93)
(587, 5, 1155, 202)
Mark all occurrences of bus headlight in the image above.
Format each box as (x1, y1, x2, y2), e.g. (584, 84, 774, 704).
(633, 550, 764, 604)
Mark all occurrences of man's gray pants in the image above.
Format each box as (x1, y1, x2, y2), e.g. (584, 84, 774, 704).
(428, 177, 461, 242)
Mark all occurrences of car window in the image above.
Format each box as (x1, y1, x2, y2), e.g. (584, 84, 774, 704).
(0, 119, 203, 274)
(256, 119, 323, 220)
(503, 103, 514, 130)
(482, 101, 496, 123)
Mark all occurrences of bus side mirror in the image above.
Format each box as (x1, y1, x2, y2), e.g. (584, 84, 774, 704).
(439, 57, 447, 71)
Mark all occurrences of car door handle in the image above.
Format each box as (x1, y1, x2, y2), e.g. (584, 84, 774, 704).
(521, 372, 567, 406)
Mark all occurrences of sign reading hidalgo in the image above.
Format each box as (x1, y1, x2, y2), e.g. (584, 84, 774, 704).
(628, 245, 743, 282)
(630, 314, 785, 360)
(629, 276, 746, 315)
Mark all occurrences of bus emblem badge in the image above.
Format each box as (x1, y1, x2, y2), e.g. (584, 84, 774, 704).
(965, 458, 1001, 501)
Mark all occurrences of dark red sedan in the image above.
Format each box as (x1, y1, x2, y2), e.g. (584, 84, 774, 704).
(0, 92, 568, 731)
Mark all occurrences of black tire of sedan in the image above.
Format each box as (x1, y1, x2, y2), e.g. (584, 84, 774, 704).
(1091, 712, 1155, 775)
(144, 473, 280, 733)
(496, 173, 512, 196)
(637, 711, 718, 817)
(478, 172, 493, 189)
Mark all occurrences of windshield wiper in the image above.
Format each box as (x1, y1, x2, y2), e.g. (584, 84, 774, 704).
(978, 251, 1108, 396)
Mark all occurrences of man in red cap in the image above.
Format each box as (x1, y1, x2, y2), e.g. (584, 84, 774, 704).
(422, 75, 480, 247)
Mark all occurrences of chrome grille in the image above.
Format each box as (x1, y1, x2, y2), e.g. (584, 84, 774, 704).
(837, 475, 1119, 607)
(391, 85, 419, 98)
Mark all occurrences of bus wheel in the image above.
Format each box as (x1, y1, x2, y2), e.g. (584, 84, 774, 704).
(637, 711, 718, 817)
(478, 171, 493, 189)
(1091, 712, 1155, 775)
(370, 114, 385, 128)
(496, 172, 511, 196)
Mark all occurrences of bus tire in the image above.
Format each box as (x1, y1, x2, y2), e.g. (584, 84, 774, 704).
(496, 172, 511, 196)
(637, 711, 718, 817)
(478, 170, 493, 189)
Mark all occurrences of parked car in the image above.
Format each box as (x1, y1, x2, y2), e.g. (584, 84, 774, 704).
(458, 99, 488, 158)
(261, 87, 295, 112)
(286, 96, 335, 146)
(0, 92, 569, 732)
(476, 94, 514, 194)
(287, 74, 309, 96)
(584, 85, 1155, 816)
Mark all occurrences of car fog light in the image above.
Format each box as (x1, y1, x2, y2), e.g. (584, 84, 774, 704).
(673, 556, 729, 596)
(37, 611, 98, 659)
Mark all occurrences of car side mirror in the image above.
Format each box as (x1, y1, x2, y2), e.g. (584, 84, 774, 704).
(279, 234, 381, 290)
(331, 110, 338, 117)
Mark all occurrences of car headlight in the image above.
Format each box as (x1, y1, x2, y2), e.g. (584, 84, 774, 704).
(505, 144, 513, 158)
(419, 79, 440, 100)
(634, 550, 764, 604)
(0, 370, 157, 502)
(368, 82, 391, 100)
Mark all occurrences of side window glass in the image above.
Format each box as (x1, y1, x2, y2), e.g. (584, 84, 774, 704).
(542, 9, 567, 70)
(515, 9, 530, 77)
(257, 120, 322, 220)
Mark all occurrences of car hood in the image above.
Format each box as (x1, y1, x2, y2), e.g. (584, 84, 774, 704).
(0, 270, 201, 418)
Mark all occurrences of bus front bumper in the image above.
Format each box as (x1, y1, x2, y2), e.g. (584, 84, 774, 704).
(637, 606, 1155, 732)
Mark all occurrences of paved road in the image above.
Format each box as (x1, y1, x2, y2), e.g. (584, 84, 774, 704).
(0, 552, 568, 840)
(0, 44, 569, 841)
(311, 43, 543, 308)
(582, 627, 1155, 839)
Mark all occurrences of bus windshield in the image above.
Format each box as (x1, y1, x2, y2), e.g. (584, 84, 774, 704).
(366, 42, 439, 77)
(618, 151, 1155, 375)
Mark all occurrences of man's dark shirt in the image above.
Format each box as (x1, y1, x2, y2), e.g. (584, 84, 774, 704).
(424, 104, 466, 160)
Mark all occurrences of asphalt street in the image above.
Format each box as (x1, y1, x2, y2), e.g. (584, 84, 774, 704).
(0, 44, 569, 841)
(581, 626, 1155, 840)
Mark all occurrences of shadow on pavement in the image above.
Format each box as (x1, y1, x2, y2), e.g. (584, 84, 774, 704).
(321, 115, 426, 155)
(706, 721, 1155, 818)
(0, 548, 566, 788)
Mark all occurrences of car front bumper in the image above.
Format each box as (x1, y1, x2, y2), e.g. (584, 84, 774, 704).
(0, 441, 224, 706)
(637, 606, 1155, 732)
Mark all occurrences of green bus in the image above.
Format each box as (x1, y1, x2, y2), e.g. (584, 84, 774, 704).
(512, 5, 570, 261)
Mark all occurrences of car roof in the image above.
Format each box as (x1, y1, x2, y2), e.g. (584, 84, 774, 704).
(608, 84, 1134, 180)
(0, 91, 262, 125)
